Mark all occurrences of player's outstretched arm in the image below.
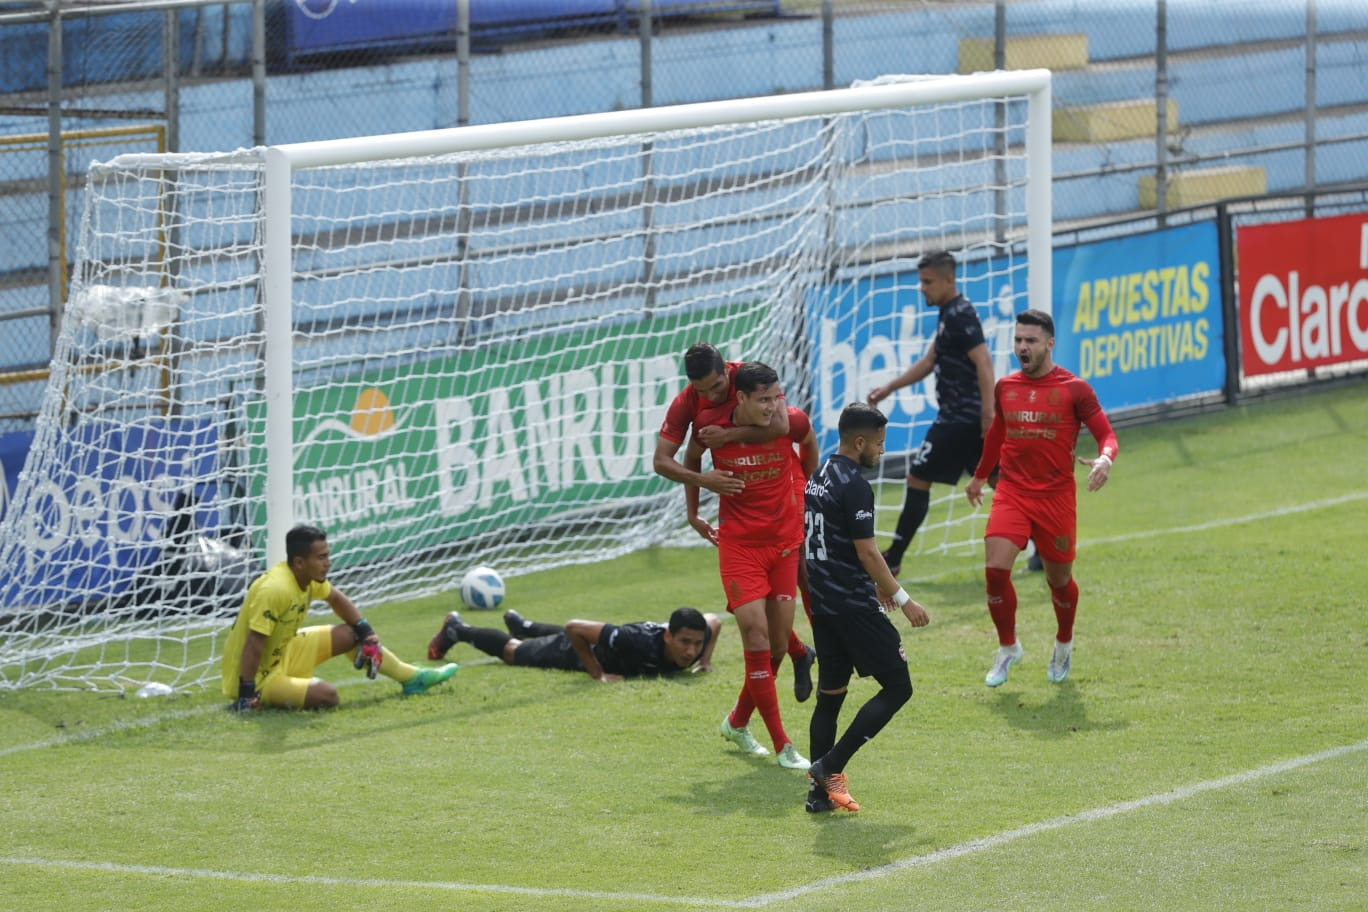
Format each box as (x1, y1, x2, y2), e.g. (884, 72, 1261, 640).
(565, 620, 622, 682)
(867, 349, 934, 406)
(695, 613, 723, 673)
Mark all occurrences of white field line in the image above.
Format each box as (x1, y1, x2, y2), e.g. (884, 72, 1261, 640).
(4, 492, 1361, 761)
(1, 494, 1364, 904)
(1, 738, 1364, 909)
(0, 656, 501, 760)
(740, 737, 1368, 908)
(903, 489, 1368, 583)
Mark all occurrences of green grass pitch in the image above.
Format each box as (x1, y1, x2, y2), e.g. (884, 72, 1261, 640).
(2, 382, 1365, 912)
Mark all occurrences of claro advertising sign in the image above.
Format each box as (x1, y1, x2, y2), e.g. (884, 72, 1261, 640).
(1236, 212, 1368, 376)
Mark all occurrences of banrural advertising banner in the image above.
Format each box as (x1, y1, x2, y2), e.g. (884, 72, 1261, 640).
(261, 306, 769, 565)
(0, 420, 220, 607)
(1051, 220, 1224, 411)
(1236, 211, 1368, 377)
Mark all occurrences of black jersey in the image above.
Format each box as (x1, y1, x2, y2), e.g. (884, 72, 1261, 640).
(592, 621, 706, 677)
(803, 453, 882, 617)
(932, 294, 988, 426)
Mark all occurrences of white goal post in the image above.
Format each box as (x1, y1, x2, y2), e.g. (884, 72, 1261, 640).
(0, 68, 1051, 691)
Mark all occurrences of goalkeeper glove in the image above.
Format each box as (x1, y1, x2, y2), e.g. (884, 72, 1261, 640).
(352, 618, 383, 679)
(230, 677, 260, 712)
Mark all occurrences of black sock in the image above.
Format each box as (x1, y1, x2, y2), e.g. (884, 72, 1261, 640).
(518, 619, 564, 638)
(822, 667, 913, 772)
(887, 487, 930, 563)
(809, 689, 847, 764)
(465, 627, 512, 659)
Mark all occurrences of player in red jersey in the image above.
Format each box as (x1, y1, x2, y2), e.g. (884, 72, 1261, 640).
(653, 342, 818, 700)
(965, 309, 1118, 687)
(684, 362, 819, 770)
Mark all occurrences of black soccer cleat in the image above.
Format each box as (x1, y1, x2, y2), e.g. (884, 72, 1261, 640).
(805, 782, 835, 813)
(427, 610, 465, 660)
(793, 645, 817, 703)
(503, 608, 530, 637)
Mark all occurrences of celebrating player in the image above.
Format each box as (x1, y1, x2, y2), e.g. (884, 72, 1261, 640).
(866, 250, 996, 577)
(965, 309, 1118, 687)
(802, 402, 930, 813)
(222, 524, 456, 711)
(427, 606, 720, 681)
(653, 341, 817, 701)
(684, 361, 818, 770)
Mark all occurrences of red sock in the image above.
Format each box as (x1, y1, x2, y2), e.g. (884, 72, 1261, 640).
(742, 648, 790, 752)
(786, 630, 806, 661)
(729, 684, 755, 729)
(1050, 577, 1079, 643)
(985, 566, 1018, 647)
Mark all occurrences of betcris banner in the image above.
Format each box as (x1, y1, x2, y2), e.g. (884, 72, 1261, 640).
(0, 429, 33, 524)
(1053, 221, 1224, 410)
(0, 420, 219, 607)
(807, 256, 1019, 456)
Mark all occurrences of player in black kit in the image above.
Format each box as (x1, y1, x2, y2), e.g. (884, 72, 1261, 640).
(802, 403, 930, 813)
(428, 606, 719, 682)
(866, 250, 996, 576)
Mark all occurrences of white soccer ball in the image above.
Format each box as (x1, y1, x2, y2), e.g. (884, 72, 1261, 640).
(460, 565, 506, 610)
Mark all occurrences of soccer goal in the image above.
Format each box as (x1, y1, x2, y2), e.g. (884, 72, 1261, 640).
(0, 68, 1051, 691)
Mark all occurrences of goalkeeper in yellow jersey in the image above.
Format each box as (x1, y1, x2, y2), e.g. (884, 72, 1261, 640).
(221, 524, 456, 711)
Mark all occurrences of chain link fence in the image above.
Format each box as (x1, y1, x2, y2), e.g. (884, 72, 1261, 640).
(1, 0, 1365, 426)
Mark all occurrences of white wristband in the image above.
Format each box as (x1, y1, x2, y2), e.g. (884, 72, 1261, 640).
(1095, 453, 1113, 468)
(892, 588, 910, 607)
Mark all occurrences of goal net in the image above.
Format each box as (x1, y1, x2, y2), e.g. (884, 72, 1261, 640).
(0, 70, 1051, 691)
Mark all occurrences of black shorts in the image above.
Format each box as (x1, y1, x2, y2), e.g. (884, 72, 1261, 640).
(909, 421, 983, 486)
(512, 633, 582, 671)
(811, 609, 907, 688)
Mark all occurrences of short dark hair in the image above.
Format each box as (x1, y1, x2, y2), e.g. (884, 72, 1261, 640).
(683, 343, 726, 381)
(285, 524, 327, 562)
(668, 606, 708, 634)
(733, 361, 778, 393)
(1017, 308, 1055, 337)
(838, 402, 888, 440)
(917, 249, 957, 276)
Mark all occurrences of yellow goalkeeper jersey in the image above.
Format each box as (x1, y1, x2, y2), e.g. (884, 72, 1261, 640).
(220, 561, 331, 697)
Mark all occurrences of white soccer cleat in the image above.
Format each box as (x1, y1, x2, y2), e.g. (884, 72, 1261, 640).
(985, 642, 1024, 687)
(1047, 639, 1073, 683)
(776, 743, 811, 771)
(719, 716, 769, 756)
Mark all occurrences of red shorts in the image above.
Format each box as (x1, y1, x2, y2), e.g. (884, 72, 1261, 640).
(984, 484, 1078, 563)
(718, 539, 800, 611)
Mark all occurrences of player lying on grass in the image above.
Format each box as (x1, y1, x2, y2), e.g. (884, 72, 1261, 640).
(222, 524, 456, 711)
(427, 606, 721, 682)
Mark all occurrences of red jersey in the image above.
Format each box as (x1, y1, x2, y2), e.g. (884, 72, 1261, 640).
(706, 406, 811, 548)
(974, 365, 1118, 496)
(658, 360, 744, 445)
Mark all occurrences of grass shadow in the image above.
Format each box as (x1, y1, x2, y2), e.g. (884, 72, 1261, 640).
(985, 679, 1129, 739)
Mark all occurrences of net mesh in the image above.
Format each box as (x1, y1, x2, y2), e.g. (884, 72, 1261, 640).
(0, 81, 1036, 691)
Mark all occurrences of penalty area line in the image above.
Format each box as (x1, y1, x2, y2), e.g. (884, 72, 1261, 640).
(0, 857, 742, 908)
(739, 737, 1368, 908)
